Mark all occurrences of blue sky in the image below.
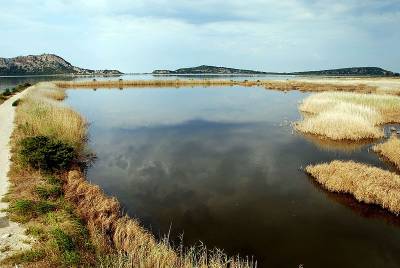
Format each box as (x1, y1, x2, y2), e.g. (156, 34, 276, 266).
(0, 0, 399, 72)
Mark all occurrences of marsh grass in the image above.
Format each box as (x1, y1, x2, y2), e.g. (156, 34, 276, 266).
(295, 92, 400, 140)
(15, 82, 87, 151)
(306, 160, 400, 214)
(373, 135, 400, 170)
(4, 82, 256, 267)
(54, 79, 377, 93)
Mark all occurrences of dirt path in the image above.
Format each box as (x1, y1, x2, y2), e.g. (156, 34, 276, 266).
(0, 88, 32, 261)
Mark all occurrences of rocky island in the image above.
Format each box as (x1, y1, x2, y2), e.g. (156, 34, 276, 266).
(153, 65, 399, 76)
(0, 54, 123, 76)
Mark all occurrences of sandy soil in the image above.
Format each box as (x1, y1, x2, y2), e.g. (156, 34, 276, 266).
(0, 88, 33, 261)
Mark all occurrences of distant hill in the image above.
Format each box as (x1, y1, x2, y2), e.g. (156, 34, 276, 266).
(153, 65, 268, 75)
(153, 65, 399, 77)
(292, 67, 398, 76)
(0, 54, 123, 76)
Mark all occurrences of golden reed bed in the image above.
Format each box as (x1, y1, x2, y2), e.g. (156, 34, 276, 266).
(373, 135, 400, 170)
(295, 92, 400, 140)
(55, 79, 378, 93)
(306, 160, 400, 215)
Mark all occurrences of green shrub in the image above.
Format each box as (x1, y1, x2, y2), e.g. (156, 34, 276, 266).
(2, 88, 11, 96)
(51, 228, 75, 252)
(12, 99, 21, 106)
(19, 136, 76, 171)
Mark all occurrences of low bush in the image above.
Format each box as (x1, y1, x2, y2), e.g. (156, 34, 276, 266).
(2, 88, 11, 96)
(19, 136, 76, 171)
(12, 99, 21, 106)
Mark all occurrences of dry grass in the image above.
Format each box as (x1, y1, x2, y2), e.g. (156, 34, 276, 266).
(295, 92, 400, 140)
(65, 170, 255, 268)
(306, 160, 400, 215)
(373, 135, 400, 170)
(262, 81, 376, 93)
(54, 79, 377, 93)
(15, 82, 87, 151)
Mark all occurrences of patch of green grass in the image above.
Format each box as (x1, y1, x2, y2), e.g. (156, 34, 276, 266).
(62, 250, 80, 266)
(6, 249, 45, 263)
(51, 228, 75, 252)
(25, 225, 46, 238)
(36, 201, 57, 214)
(10, 199, 56, 217)
(46, 175, 62, 185)
(12, 199, 34, 214)
(35, 184, 62, 199)
(20, 250, 45, 262)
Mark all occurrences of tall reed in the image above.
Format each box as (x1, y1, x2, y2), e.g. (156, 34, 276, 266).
(54, 79, 377, 93)
(373, 135, 400, 170)
(306, 160, 400, 214)
(295, 92, 400, 140)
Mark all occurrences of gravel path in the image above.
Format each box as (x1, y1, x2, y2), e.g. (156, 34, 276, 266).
(0, 88, 33, 261)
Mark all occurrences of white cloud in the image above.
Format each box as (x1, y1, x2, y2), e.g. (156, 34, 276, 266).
(0, 0, 398, 72)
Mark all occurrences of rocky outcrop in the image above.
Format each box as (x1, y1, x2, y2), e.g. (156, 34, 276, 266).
(0, 54, 123, 76)
(153, 65, 399, 76)
(153, 65, 268, 75)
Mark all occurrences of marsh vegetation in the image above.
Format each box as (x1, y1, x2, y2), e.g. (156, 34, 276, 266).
(295, 91, 400, 140)
(306, 160, 400, 214)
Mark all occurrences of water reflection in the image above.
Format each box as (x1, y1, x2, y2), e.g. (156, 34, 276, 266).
(66, 87, 400, 268)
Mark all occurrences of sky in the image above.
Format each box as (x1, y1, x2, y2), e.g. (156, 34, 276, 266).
(0, 0, 399, 73)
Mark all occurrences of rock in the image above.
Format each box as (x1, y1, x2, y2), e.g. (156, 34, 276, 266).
(0, 216, 9, 228)
(1, 233, 11, 239)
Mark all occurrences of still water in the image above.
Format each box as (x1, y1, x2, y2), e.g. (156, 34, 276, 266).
(66, 86, 400, 268)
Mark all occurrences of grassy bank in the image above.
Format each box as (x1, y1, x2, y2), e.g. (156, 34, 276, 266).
(306, 160, 400, 215)
(0, 83, 31, 105)
(295, 91, 400, 140)
(2, 82, 96, 267)
(373, 135, 400, 170)
(3, 82, 255, 267)
(54, 79, 378, 93)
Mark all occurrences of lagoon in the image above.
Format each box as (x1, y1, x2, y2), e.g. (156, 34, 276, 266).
(66, 85, 400, 268)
